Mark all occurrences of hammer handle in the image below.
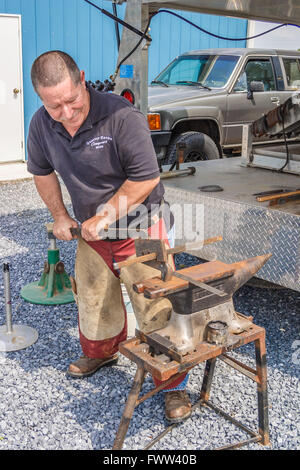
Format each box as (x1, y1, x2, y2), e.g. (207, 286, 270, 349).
(256, 190, 300, 202)
(167, 235, 222, 254)
(69, 226, 149, 238)
(114, 252, 157, 269)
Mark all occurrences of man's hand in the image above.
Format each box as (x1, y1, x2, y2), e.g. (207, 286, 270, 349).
(81, 215, 109, 241)
(53, 215, 79, 241)
(80, 177, 161, 241)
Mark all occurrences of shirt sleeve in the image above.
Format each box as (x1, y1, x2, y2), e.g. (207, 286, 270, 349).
(116, 108, 160, 181)
(27, 113, 54, 176)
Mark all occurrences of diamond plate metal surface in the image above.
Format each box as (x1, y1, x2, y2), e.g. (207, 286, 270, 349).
(165, 186, 300, 291)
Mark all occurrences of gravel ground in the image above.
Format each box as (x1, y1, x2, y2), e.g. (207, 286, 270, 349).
(0, 179, 299, 451)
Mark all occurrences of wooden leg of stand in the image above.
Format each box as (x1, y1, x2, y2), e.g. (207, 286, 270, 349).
(200, 358, 217, 402)
(113, 365, 146, 450)
(255, 331, 270, 445)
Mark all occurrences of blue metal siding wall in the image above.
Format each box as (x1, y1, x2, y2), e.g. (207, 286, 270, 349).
(0, 0, 247, 155)
(0, 0, 120, 146)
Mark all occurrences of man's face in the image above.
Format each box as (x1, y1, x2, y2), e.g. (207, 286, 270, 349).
(37, 70, 90, 129)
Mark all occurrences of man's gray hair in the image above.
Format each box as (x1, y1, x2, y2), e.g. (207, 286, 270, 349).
(31, 51, 81, 94)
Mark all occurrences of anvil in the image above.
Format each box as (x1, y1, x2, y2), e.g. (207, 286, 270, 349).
(133, 254, 272, 357)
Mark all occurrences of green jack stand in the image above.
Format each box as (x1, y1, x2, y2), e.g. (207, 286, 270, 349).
(20, 223, 75, 305)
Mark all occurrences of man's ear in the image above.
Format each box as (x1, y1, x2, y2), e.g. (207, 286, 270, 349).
(80, 70, 86, 85)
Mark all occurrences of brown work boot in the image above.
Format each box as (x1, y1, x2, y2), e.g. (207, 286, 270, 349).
(164, 390, 192, 423)
(67, 354, 119, 378)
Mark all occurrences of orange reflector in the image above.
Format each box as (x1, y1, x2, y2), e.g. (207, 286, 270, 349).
(147, 113, 161, 131)
(120, 88, 135, 105)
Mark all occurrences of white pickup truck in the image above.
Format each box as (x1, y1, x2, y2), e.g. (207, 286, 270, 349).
(148, 48, 300, 163)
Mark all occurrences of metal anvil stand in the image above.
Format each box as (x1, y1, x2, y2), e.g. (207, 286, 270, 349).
(113, 321, 269, 450)
(112, 256, 270, 451)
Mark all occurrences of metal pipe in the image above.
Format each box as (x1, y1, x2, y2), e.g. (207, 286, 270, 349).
(3, 263, 13, 334)
(49, 239, 57, 250)
(216, 435, 261, 450)
(219, 354, 259, 382)
(160, 167, 196, 179)
(203, 400, 260, 439)
(112, 2, 120, 50)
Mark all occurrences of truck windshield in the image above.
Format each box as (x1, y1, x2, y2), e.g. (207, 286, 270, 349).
(153, 54, 240, 88)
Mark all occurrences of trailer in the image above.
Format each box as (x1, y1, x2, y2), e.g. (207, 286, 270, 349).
(111, 0, 300, 292)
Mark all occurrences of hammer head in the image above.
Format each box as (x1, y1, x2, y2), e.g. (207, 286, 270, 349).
(134, 239, 174, 281)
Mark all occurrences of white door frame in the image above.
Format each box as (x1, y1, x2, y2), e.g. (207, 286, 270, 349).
(0, 13, 25, 162)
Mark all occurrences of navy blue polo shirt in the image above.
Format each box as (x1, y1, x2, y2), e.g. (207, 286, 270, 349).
(27, 85, 164, 226)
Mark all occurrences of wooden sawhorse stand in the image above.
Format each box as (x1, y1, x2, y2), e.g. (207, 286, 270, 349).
(112, 319, 270, 450)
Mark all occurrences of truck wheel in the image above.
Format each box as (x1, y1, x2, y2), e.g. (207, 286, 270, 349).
(166, 131, 220, 164)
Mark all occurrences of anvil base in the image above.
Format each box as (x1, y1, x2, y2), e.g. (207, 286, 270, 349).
(113, 316, 269, 451)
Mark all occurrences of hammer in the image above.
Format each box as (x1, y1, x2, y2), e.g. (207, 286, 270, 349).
(112, 236, 222, 270)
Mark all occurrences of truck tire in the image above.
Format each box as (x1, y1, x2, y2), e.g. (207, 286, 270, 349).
(166, 131, 220, 164)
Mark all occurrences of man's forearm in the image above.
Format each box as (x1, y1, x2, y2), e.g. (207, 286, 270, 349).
(34, 173, 69, 220)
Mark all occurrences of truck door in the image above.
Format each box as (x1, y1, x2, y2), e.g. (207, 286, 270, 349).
(224, 56, 288, 146)
(279, 55, 300, 92)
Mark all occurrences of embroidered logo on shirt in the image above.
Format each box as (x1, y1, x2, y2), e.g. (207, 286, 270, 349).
(86, 136, 112, 150)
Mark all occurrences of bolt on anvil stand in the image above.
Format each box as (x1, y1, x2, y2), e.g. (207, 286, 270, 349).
(112, 246, 271, 450)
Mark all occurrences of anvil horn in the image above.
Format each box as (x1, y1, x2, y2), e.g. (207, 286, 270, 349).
(226, 253, 272, 296)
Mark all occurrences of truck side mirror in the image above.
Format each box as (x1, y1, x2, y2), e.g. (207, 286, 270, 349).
(247, 81, 265, 100)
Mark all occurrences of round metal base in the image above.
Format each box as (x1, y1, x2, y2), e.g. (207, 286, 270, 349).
(20, 281, 74, 305)
(0, 324, 38, 352)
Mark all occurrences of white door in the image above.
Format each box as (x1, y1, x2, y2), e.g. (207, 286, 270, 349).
(0, 15, 24, 163)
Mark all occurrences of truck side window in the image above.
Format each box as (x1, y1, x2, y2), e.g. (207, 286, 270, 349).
(282, 58, 300, 87)
(234, 59, 276, 92)
(233, 72, 247, 91)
